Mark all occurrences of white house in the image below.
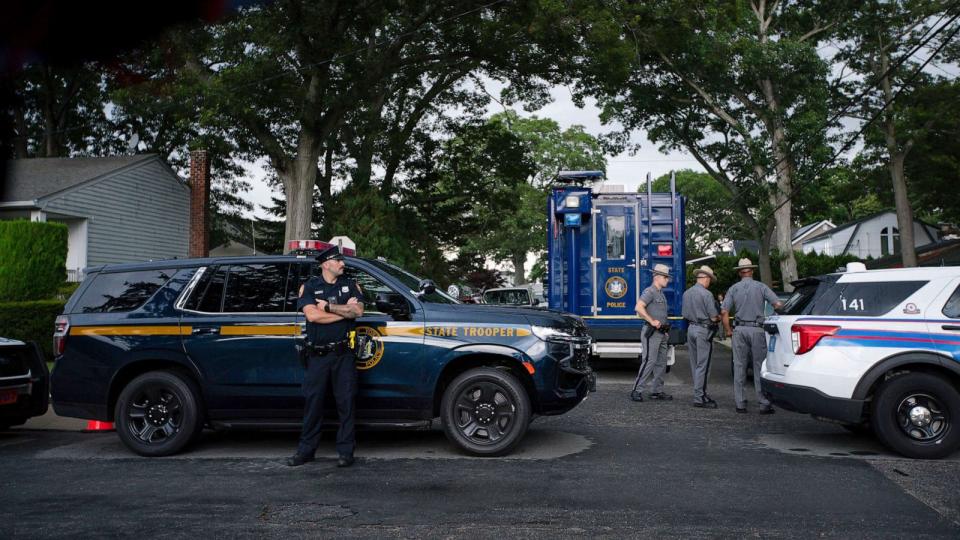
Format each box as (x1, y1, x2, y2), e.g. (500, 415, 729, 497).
(801, 211, 939, 258)
(791, 220, 835, 249)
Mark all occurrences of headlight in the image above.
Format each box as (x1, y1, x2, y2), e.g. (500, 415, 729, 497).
(531, 325, 576, 342)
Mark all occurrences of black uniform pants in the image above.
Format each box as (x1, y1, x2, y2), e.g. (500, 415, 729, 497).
(297, 350, 357, 457)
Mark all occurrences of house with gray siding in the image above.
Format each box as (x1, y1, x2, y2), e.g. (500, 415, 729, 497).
(800, 211, 940, 259)
(1, 155, 190, 280)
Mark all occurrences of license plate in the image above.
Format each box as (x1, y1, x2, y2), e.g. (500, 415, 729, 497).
(768, 335, 777, 353)
(0, 389, 17, 405)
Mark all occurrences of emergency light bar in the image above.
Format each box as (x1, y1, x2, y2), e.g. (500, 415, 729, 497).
(286, 239, 357, 256)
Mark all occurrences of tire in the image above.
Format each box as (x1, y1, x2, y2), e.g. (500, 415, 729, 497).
(440, 367, 531, 457)
(871, 372, 960, 459)
(114, 370, 203, 457)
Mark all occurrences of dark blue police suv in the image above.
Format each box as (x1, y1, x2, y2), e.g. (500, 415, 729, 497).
(51, 254, 594, 457)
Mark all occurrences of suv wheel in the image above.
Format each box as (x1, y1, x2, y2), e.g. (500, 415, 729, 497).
(441, 367, 531, 456)
(115, 371, 202, 457)
(872, 372, 960, 459)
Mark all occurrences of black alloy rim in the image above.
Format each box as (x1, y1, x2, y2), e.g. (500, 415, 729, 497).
(896, 392, 948, 443)
(454, 381, 516, 446)
(126, 385, 184, 444)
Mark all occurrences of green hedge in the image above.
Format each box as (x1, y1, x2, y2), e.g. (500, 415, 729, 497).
(0, 221, 68, 302)
(0, 299, 66, 361)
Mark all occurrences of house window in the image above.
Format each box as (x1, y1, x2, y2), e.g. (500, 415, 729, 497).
(880, 227, 900, 256)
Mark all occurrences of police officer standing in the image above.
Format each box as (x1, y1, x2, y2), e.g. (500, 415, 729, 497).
(721, 258, 783, 414)
(287, 246, 364, 468)
(631, 264, 673, 402)
(682, 265, 719, 409)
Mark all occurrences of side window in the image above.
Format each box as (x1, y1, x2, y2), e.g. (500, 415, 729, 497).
(75, 269, 174, 313)
(184, 266, 227, 312)
(606, 215, 625, 259)
(810, 281, 927, 317)
(222, 263, 290, 313)
(943, 285, 960, 319)
(345, 267, 396, 314)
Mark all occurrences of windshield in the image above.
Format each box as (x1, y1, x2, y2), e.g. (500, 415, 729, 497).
(484, 289, 531, 305)
(367, 259, 458, 304)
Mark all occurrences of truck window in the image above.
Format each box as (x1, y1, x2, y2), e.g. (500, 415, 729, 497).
(606, 215, 625, 259)
(75, 269, 175, 313)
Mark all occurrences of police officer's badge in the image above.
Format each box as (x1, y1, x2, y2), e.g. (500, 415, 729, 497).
(605, 276, 628, 299)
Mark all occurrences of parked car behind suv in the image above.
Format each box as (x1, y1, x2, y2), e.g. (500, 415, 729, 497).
(0, 337, 49, 430)
(762, 264, 960, 459)
(482, 287, 540, 307)
(51, 254, 594, 457)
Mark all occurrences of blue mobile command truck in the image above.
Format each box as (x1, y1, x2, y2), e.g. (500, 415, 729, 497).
(546, 171, 687, 361)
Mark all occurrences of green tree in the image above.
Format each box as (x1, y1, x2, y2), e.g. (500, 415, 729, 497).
(652, 169, 741, 255)
(572, 0, 838, 289)
(458, 112, 606, 285)
(834, 0, 957, 266)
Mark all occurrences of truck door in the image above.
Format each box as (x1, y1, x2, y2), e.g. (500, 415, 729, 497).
(593, 203, 639, 316)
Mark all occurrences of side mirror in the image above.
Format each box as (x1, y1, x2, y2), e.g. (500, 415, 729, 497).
(376, 292, 410, 319)
(532, 298, 540, 306)
(418, 279, 436, 296)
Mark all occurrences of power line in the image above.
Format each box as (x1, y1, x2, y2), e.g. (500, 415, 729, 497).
(710, 5, 960, 241)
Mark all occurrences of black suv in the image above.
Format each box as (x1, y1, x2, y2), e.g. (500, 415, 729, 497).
(0, 338, 49, 430)
(51, 255, 594, 456)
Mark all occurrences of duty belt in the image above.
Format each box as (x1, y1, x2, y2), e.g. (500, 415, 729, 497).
(307, 339, 350, 355)
(735, 320, 762, 328)
(687, 320, 711, 327)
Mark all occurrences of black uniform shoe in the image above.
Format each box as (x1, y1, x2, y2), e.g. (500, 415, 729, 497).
(735, 407, 747, 414)
(648, 392, 673, 401)
(630, 391, 644, 402)
(337, 455, 355, 468)
(693, 399, 718, 409)
(759, 406, 776, 415)
(286, 454, 315, 467)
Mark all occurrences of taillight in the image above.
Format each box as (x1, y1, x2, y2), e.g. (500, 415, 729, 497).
(790, 324, 839, 355)
(53, 315, 70, 356)
(656, 244, 673, 256)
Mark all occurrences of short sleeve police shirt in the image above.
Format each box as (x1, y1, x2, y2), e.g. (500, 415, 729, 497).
(639, 285, 668, 324)
(721, 277, 778, 324)
(682, 283, 718, 323)
(298, 275, 363, 343)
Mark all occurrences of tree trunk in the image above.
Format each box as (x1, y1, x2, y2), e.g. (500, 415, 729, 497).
(511, 252, 526, 285)
(758, 220, 775, 288)
(760, 78, 798, 292)
(13, 100, 29, 158)
(878, 49, 917, 267)
(888, 149, 917, 266)
(283, 133, 322, 250)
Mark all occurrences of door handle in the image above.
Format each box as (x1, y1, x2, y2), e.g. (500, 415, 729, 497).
(626, 263, 636, 268)
(942, 325, 960, 331)
(192, 327, 220, 335)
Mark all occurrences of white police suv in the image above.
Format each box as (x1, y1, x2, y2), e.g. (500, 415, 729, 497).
(761, 263, 960, 459)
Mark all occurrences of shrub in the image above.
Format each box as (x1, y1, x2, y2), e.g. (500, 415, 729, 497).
(0, 221, 68, 302)
(0, 299, 66, 360)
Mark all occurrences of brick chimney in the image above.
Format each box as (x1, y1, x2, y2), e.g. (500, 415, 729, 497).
(188, 150, 210, 258)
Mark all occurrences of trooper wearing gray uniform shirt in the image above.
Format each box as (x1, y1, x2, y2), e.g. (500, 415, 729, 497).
(630, 264, 673, 402)
(721, 258, 784, 414)
(682, 265, 720, 409)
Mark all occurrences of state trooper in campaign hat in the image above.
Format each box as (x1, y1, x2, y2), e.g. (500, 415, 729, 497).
(631, 264, 673, 403)
(721, 258, 784, 414)
(682, 265, 719, 409)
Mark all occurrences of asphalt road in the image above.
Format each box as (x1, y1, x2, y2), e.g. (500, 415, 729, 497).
(2, 344, 959, 539)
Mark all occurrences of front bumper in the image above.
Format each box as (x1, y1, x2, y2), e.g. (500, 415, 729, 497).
(761, 377, 865, 424)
